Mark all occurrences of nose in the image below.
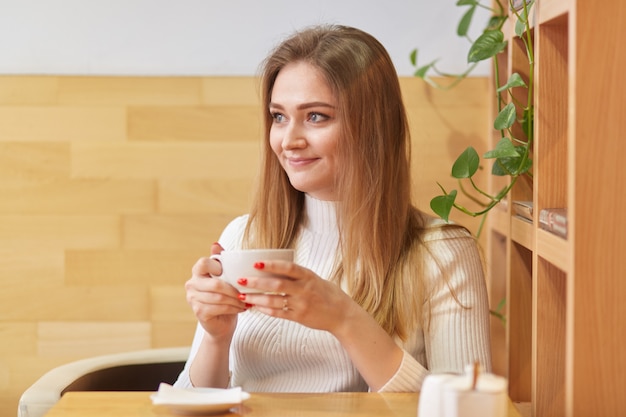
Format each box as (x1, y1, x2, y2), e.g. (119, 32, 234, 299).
(282, 121, 306, 150)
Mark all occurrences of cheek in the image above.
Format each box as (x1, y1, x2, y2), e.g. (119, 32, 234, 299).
(321, 130, 341, 159)
(269, 130, 282, 157)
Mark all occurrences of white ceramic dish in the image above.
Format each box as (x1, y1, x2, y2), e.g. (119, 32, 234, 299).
(151, 392, 251, 416)
(151, 385, 250, 415)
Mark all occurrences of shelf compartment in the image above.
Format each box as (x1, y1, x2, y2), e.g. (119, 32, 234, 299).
(537, 0, 569, 25)
(535, 228, 569, 273)
(533, 258, 566, 417)
(488, 230, 508, 376)
(535, 12, 569, 214)
(510, 216, 534, 250)
(507, 242, 533, 401)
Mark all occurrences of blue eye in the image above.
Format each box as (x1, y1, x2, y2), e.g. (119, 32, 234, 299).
(272, 112, 285, 123)
(309, 112, 328, 123)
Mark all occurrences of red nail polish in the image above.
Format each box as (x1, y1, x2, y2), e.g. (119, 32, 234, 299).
(245, 303, 254, 309)
(237, 278, 248, 286)
(254, 262, 265, 269)
(237, 293, 246, 301)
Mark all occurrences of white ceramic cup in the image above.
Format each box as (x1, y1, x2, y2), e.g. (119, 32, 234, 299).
(441, 374, 508, 417)
(417, 374, 456, 417)
(209, 249, 295, 293)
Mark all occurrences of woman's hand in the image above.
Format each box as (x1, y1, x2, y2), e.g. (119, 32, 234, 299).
(236, 260, 357, 334)
(185, 243, 249, 342)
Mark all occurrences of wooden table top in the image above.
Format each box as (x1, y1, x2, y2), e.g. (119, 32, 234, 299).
(44, 391, 524, 417)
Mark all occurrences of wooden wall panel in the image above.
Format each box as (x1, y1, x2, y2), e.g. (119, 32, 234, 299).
(1, 286, 149, 321)
(0, 76, 59, 104)
(0, 179, 155, 214)
(149, 286, 197, 322)
(128, 106, 261, 141)
(57, 77, 202, 106)
(0, 142, 70, 179)
(0, 107, 126, 142)
(157, 179, 254, 214)
(37, 322, 152, 358)
(65, 249, 206, 286)
(201, 77, 261, 106)
(71, 142, 260, 179)
(0, 75, 488, 416)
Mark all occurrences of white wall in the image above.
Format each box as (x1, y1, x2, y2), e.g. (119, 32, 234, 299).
(0, 0, 490, 76)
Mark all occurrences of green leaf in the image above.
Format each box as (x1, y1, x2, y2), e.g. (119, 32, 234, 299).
(430, 189, 458, 222)
(457, 6, 476, 37)
(414, 61, 436, 78)
(484, 137, 518, 159)
(409, 49, 418, 67)
(456, 0, 478, 5)
(496, 73, 527, 93)
(494, 102, 516, 130)
(451, 147, 480, 179)
(491, 160, 509, 176)
(486, 15, 506, 30)
(515, 18, 527, 37)
(491, 146, 532, 176)
(467, 30, 507, 63)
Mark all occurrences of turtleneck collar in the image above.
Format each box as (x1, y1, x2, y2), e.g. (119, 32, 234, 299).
(303, 194, 339, 235)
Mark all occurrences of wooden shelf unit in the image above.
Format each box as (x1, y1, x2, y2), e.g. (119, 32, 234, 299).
(486, 1, 626, 416)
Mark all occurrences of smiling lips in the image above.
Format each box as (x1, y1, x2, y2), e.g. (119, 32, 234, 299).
(285, 156, 319, 167)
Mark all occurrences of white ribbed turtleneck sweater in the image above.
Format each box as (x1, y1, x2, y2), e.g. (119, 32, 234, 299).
(175, 194, 491, 392)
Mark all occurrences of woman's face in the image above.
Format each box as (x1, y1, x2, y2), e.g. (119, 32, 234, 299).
(269, 61, 341, 201)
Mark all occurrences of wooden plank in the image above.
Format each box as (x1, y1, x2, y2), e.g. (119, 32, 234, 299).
(71, 142, 260, 180)
(201, 77, 261, 106)
(0, 323, 37, 356)
(150, 286, 198, 322)
(0, 142, 70, 180)
(58, 76, 203, 105)
(0, 286, 149, 321)
(535, 229, 568, 273)
(0, 179, 155, 214)
(37, 322, 151, 358)
(0, 76, 59, 105)
(122, 214, 232, 250)
(157, 178, 253, 214)
(151, 321, 198, 348)
(0, 215, 120, 248)
(127, 105, 261, 142)
(0, 246, 65, 289)
(0, 107, 126, 142)
(65, 249, 205, 286)
(510, 216, 535, 251)
(570, 1, 626, 415)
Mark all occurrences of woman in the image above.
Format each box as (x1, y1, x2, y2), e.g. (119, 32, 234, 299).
(175, 24, 491, 393)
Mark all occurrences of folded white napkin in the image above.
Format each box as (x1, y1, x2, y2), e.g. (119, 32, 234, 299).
(151, 383, 249, 405)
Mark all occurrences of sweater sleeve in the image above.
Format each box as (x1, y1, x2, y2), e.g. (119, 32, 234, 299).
(173, 215, 249, 388)
(377, 224, 492, 392)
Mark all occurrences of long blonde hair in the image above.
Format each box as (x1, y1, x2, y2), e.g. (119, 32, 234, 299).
(244, 25, 426, 340)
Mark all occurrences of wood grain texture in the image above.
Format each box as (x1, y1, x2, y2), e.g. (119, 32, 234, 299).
(0, 75, 488, 416)
(43, 391, 525, 417)
(486, 1, 626, 416)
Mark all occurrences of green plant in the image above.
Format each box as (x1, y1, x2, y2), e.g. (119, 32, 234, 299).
(410, 0, 535, 239)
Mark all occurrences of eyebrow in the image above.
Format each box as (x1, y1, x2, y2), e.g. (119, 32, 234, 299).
(269, 101, 336, 110)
